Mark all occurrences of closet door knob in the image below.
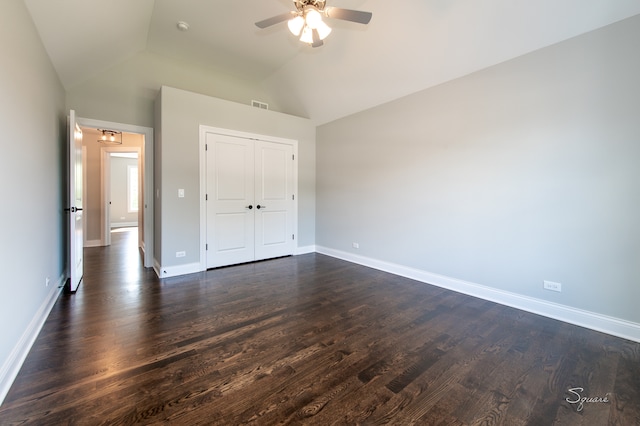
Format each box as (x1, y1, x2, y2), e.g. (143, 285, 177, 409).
(256, 205, 266, 210)
(246, 205, 253, 210)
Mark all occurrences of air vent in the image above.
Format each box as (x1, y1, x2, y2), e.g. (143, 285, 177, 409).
(251, 100, 269, 110)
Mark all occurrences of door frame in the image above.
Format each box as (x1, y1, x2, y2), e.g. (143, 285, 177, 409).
(199, 125, 298, 272)
(77, 117, 154, 268)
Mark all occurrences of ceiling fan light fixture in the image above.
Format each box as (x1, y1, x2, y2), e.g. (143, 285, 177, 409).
(288, 15, 305, 36)
(255, 1, 371, 48)
(299, 25, 314, 44)
(304, 7, 323, 29)
(299, 5, 332, 45)
(315, 20, 332, 40)
(299, 20, 331, 44)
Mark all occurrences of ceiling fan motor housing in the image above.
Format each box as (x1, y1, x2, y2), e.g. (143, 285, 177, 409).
(294, 0, 326, 12)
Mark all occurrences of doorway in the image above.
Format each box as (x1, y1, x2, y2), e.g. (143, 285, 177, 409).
(108, 153, 139, 231)
(102, 148, 141, 247)
(77, 118, 154, 268)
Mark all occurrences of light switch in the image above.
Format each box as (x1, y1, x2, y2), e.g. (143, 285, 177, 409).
(178, 189, 185, 198)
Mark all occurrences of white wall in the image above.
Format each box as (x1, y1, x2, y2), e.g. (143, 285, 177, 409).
(155, 86, 316, 271)
(0, 1, 66, 403)
(317, 16, 640, 327)
(110, 156, 139, 227)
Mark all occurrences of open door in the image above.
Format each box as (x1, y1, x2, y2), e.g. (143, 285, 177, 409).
(67, 110, 84, 292)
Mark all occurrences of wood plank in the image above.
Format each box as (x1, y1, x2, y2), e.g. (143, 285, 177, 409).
(0, 227, 638, 424)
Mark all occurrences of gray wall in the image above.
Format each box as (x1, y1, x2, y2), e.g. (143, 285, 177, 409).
(0, 0, 66, 396)
(66, 51, 283, 130)
(317, 15, 640, 324)
(155, 86, 316, 268)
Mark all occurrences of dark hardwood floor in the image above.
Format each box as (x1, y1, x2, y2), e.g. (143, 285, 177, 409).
(1, 228, 639, 425)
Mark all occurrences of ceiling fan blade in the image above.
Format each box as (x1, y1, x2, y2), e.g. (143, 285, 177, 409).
(325, 7, 372, 25)
(311, 29, 323, 48)
(255, 12, 295, 29)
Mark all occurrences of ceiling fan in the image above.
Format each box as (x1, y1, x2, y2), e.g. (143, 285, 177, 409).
(255, 0, 372, 48)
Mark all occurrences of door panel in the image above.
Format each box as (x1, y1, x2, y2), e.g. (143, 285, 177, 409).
(216, 142, 251, 200)
(215, 213, 250, 251)
(259, 211, 288, 246)
(254, 141, 294, 260)
(206, 134, 254, 268)
(68, 110, 84, 292)
(258, 146, 288, 200)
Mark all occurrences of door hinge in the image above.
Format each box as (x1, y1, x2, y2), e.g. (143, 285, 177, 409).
(205, 144, 208, 151)
(292, 194, 295, 201)
(206, 243, 208, 250)
(206, 194, 208, 201)
(292, 154, 295, 160)
(292, 234, 295, 240)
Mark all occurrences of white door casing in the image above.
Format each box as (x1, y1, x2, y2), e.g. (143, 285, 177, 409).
(202, 128, 297, 270)
(68, 110, 84, 292)
(77, 117, 154, 268)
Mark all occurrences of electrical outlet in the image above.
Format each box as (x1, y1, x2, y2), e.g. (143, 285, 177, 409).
(543, 280, 562, 292)
(352, 242, 360, 249)
(176, 251, 186, 258)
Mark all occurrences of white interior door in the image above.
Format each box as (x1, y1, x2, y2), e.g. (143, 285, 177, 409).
(206, 133, 255, 268)
(68, 110, 84, 292)
(254, 141, 294, 260)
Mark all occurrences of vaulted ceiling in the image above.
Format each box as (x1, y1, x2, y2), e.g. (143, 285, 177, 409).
(24, 0, 640, 124)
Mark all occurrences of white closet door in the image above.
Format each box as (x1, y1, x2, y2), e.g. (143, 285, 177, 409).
(206, 134, 255, 268)
(254, 141, 294, 261)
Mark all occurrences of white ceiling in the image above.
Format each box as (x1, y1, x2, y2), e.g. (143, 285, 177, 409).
(24, 0, 640, 124)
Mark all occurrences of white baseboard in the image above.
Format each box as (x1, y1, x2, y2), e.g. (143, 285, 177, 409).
(0, 274, 64, 406)
(316, 246, 640, 343)
(84, 239, 103, 248)
(154, 248, 314, 279)
(296, 245, 316, 255)
(154, 261, 202, 279)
